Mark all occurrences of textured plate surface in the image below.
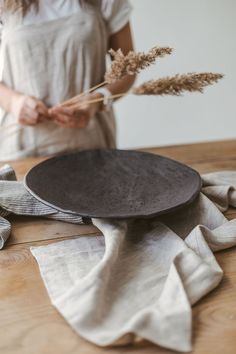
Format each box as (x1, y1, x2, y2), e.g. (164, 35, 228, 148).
(24, 149, 202, 219)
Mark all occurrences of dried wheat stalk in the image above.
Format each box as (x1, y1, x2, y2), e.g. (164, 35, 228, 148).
(61, 45, 172, 106)
(64, 72, 223, 109)
(133, 72, 224, 96)
(105, 46, 173, 83)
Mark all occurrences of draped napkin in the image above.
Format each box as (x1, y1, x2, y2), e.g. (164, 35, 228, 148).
(0, 165, 83, 249)
(1, 164, 236, 352)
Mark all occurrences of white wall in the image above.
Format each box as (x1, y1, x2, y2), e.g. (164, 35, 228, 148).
(115, 0, 236, 149)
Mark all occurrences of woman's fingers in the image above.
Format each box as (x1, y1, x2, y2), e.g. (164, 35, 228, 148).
(49, 106, 89, 128)
(21, 98, 48, 124)
(20, 103, 48, 126)
(19, 106, 38, 125)
(34, 100, 49, 122)
(37, 103, 48, 117)
(10, 94, 49, 126)
(54, 113, 71, 124)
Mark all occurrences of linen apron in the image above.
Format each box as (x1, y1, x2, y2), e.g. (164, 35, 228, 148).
(0, 1, 116, 161)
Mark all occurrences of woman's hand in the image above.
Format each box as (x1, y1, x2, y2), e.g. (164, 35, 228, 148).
(10, 94, 49, 126)
(49, 93, 103, 129)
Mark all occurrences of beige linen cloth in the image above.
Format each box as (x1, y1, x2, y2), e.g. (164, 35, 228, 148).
(30, 171, 236, 352)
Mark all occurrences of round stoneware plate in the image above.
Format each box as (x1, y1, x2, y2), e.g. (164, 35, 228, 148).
(24, 149, 202, 219)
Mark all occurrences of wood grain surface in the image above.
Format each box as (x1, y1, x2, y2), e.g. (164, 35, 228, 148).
(1, 139, 236, 354)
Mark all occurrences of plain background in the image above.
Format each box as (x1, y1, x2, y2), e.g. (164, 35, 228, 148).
(115, 0, 236, 149)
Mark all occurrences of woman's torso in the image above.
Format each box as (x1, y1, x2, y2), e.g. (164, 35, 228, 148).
(0, 0, 117, 160)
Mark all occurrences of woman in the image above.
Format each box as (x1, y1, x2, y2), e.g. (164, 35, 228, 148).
(0, 0, 135, 161)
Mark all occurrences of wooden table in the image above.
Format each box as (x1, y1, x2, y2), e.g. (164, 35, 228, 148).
(1, 140, 236, 354)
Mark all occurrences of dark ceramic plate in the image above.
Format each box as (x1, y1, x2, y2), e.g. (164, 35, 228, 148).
(24, 149, 202, 219)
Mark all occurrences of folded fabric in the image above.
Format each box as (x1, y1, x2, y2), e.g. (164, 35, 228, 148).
(0, 165, 16, 218)
(0, 216, 11, 249)
(0, 165, 84, 249)
(0, 164, 17, 181)
(30, 171, 236, 352)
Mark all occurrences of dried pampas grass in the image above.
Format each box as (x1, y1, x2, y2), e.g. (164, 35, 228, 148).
(132, 73, 224, 96)
(105, 46, 173, 83)
(62, 72, 223, 110)
(61, 45, 173, 106)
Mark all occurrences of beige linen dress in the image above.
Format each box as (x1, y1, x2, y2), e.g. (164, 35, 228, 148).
(0, 1, 116, 161)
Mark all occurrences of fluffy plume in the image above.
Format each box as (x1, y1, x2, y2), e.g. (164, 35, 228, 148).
(132, 73, 224, 96)
(105, 46, 173, 83)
